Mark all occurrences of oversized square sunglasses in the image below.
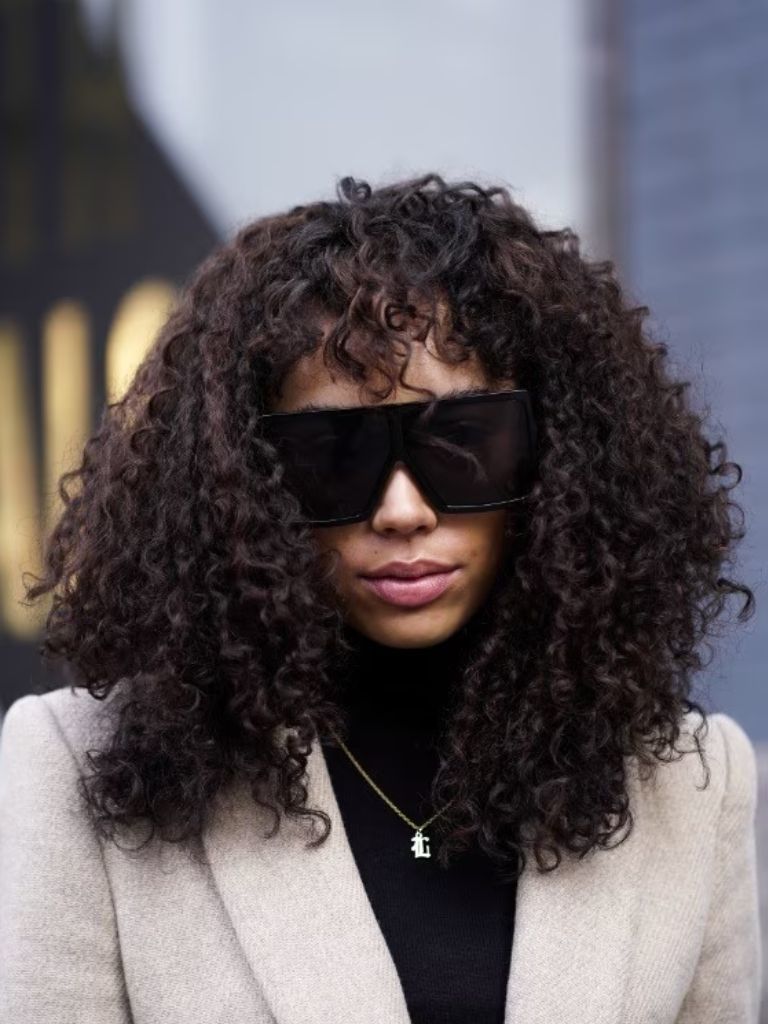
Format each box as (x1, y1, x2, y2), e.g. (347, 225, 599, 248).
(259, 388, 538, 527)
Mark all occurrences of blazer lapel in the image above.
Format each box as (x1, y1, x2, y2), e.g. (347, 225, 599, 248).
(503, 798, 641, 1023)
(204, 734, 642, 1024)
(202, 734, 412, 1024)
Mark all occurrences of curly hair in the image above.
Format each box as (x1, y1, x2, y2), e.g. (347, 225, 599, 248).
(23, 172, 754, 883)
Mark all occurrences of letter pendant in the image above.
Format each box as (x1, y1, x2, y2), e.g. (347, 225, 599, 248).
(411, 829, 431, 858)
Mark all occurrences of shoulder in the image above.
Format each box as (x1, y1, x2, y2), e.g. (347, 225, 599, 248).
(707, 711, 759, 809)
(630, 709, 758, 832)
(0, 686, 118, 780)
(680, 709, 757, 806)
(0, 688, 123, 861)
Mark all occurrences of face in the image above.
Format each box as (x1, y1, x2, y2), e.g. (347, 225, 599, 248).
(270, 329, 515, 650)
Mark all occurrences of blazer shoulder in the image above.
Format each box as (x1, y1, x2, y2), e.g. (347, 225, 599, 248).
(656, 708, 759, 817)
(1, 686, 116, 774)
(706, 710, 758, 813)
(629, 709, 757, 825)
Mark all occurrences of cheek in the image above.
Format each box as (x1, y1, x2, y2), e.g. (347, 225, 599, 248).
(462, 516, 510, 593)
(464, 511, 508, 560)
(310, 525, 359, 577)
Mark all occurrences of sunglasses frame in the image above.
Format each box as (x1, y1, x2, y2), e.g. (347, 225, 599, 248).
(259, 388, 538, 526)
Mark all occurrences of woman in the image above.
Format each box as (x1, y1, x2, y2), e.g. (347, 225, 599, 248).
(0, 173, 760, 1023)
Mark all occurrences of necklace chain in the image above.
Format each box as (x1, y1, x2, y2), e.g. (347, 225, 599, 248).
(326, 725, 450, 833)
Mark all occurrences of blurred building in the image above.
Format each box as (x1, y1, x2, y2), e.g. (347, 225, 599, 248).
(601, 5, 768, 1008)
(611, 0, 768, 736)
(0, 0, 217, 710)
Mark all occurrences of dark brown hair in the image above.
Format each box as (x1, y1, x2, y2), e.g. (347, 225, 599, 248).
(24, 172, 753, 881)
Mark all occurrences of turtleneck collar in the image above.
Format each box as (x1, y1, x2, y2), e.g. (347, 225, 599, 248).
(334, 623, 471, 738)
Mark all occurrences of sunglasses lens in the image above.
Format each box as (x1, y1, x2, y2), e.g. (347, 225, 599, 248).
(406, 394, 534, 507)
(261, 408, 388, 523)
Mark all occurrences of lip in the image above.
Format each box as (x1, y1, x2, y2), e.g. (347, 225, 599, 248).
(362, 559, 458, 579)
(359, 567, 461, 608)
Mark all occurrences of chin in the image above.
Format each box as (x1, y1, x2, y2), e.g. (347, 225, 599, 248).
(348, 610, 466, 649)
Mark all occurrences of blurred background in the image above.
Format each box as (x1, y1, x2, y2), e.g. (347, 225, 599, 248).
(1, 0, 766, 1006)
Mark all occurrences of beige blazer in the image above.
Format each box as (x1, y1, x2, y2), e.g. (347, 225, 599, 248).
(0, 686, 761, 1024)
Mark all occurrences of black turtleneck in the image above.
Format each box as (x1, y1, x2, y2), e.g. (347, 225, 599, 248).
(320, 624, 517, 1024)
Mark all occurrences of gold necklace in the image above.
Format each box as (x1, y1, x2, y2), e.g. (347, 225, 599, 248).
(326, 725, 451, 859)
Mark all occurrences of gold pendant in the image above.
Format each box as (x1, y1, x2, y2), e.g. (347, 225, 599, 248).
(411, 829, 431, 858)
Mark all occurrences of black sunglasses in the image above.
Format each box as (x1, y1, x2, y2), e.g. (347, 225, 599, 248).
(259, 388, 538, 526)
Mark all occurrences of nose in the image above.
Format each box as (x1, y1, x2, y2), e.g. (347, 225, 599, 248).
(369, 460, 439, 533)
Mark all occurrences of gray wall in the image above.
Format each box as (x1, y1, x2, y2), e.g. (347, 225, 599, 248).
(622, 0, 768, 738)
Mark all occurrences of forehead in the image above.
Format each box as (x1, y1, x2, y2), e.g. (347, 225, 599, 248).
(272, 330, 493, 414)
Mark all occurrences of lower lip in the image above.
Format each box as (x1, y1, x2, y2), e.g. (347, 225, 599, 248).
(360, 568, 460, 608)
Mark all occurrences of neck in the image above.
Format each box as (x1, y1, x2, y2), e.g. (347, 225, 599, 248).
(334, 624, 470, 738)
